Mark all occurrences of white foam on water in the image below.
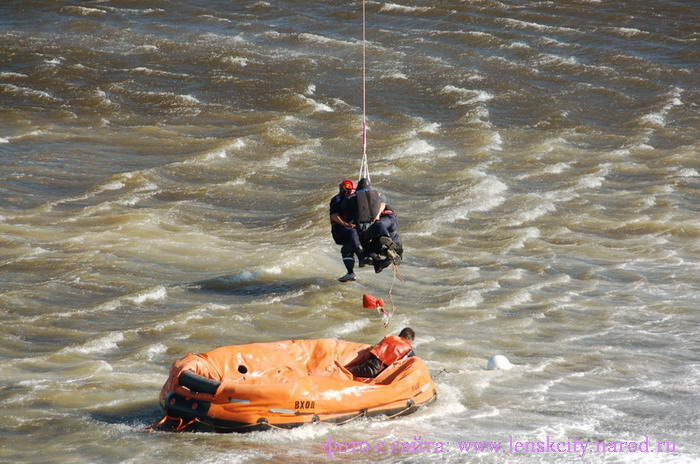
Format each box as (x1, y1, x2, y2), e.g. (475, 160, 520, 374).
(385, 71, 407, 79)
(116, 192, 156, 206)
(0, 71, 28, 78)
(38, 171, 152, 214)
(199, 14, 231, 23)
(327, 318, 372, 338)
(485, 131, 503, 151)
(141, 343, 168, 361)
(642, 112, 666, 126)
(62, 5, 106, 16)
(44, 57, 63, 66)
(502, 18, 579, 34)
(387, 139, 435, 161)
(538, 53, 581, 67)
(236, 424, 336, 453)
(4, 365, 116, 409)
(223, 56, 248, 67)
(467, 30, 493, 38)
(203, 148, 228, 160)
(503, 289, 533, 306)
(259, 289, 306, 305)
(266, 139, 320, 169)
(508, 198, 556, 226)
(527, 356, 567, 374)
(298, 32, 354, 48)
(441, 85, 494, 105)
(413, 381, 466, 418)
(29, 246, 49, 257)
(297, 94, 334, 112)
(469, 405, 501, 420)
(434, 171, 508, 223)
(177, 94, 201, 104)
(136, 44, 159, 52)
(226, 139, 246, 150)
(446, 291, 485, 310)
(100, 5, 164, 15)
(152, 309, 208, 332)
(610, 26, 645, 37)
(417, 121, 440, 134)
(1, 83, 59, 102)
(503, 41, 531, 50)
(187, 451, 270, 464)
(127, 286, 168, 304)
(131, 67, 188, 78)
(577, 167, 609, 189)
(380, 3, 431, 13)
(67, 332, 125, 355)
(640, 87, 683, 127)
(216, 270, 259, 283)
(101, 180, 125, 191)
(544, 162, 571, 174)
(676, 168, 698, 177)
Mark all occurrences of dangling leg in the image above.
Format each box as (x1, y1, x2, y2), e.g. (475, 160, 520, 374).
(385, 214, 402, 257)
(361, 233, 384, 273)
(378, 214, 402, 264)
(348, 227, 366, 267)
(338, 242, 356, 282)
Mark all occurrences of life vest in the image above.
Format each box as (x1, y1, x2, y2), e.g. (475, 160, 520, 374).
(356, 190, 382, 225)
(370, 335, 413, 367)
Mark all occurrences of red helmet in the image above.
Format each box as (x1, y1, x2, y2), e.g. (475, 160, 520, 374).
(341, 179, 356, 190)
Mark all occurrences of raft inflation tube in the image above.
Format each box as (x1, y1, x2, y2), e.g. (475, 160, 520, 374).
(154, 339, 437, 432)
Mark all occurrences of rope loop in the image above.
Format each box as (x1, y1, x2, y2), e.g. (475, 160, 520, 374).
(146, 415, 170, 433)
(146, 415, 200, 433)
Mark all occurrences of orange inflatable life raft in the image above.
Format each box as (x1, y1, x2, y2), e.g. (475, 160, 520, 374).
(155, 339, 437, 432)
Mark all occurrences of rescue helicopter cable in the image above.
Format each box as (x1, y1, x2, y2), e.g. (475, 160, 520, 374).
(359, 0, 371, 183)
(360, 0, 405, 323)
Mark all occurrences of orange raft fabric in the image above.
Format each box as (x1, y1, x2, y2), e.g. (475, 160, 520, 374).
(159, 339, 437, 430)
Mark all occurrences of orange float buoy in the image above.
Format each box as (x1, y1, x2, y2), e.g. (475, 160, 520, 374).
(363, 293, 391, 326)
(362, 293, 385, 309)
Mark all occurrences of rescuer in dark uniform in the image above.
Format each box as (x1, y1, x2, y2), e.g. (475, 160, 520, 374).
(330, 179, 365, 282)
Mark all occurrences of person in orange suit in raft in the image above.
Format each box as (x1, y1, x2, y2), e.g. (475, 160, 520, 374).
(347, 327, 415, 378)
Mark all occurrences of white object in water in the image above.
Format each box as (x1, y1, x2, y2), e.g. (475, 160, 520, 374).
(486, 354, 512, 370)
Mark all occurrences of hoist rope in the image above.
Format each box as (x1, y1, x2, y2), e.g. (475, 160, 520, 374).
(359, 0, 371, 182)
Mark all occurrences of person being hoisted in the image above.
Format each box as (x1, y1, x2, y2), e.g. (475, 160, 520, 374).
(341, 177, 402, 274)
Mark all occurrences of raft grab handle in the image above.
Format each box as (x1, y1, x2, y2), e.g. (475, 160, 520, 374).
(179, 370, 221, 395)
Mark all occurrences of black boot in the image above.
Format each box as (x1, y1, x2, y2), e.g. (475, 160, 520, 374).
(356, 248, 367, 268)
